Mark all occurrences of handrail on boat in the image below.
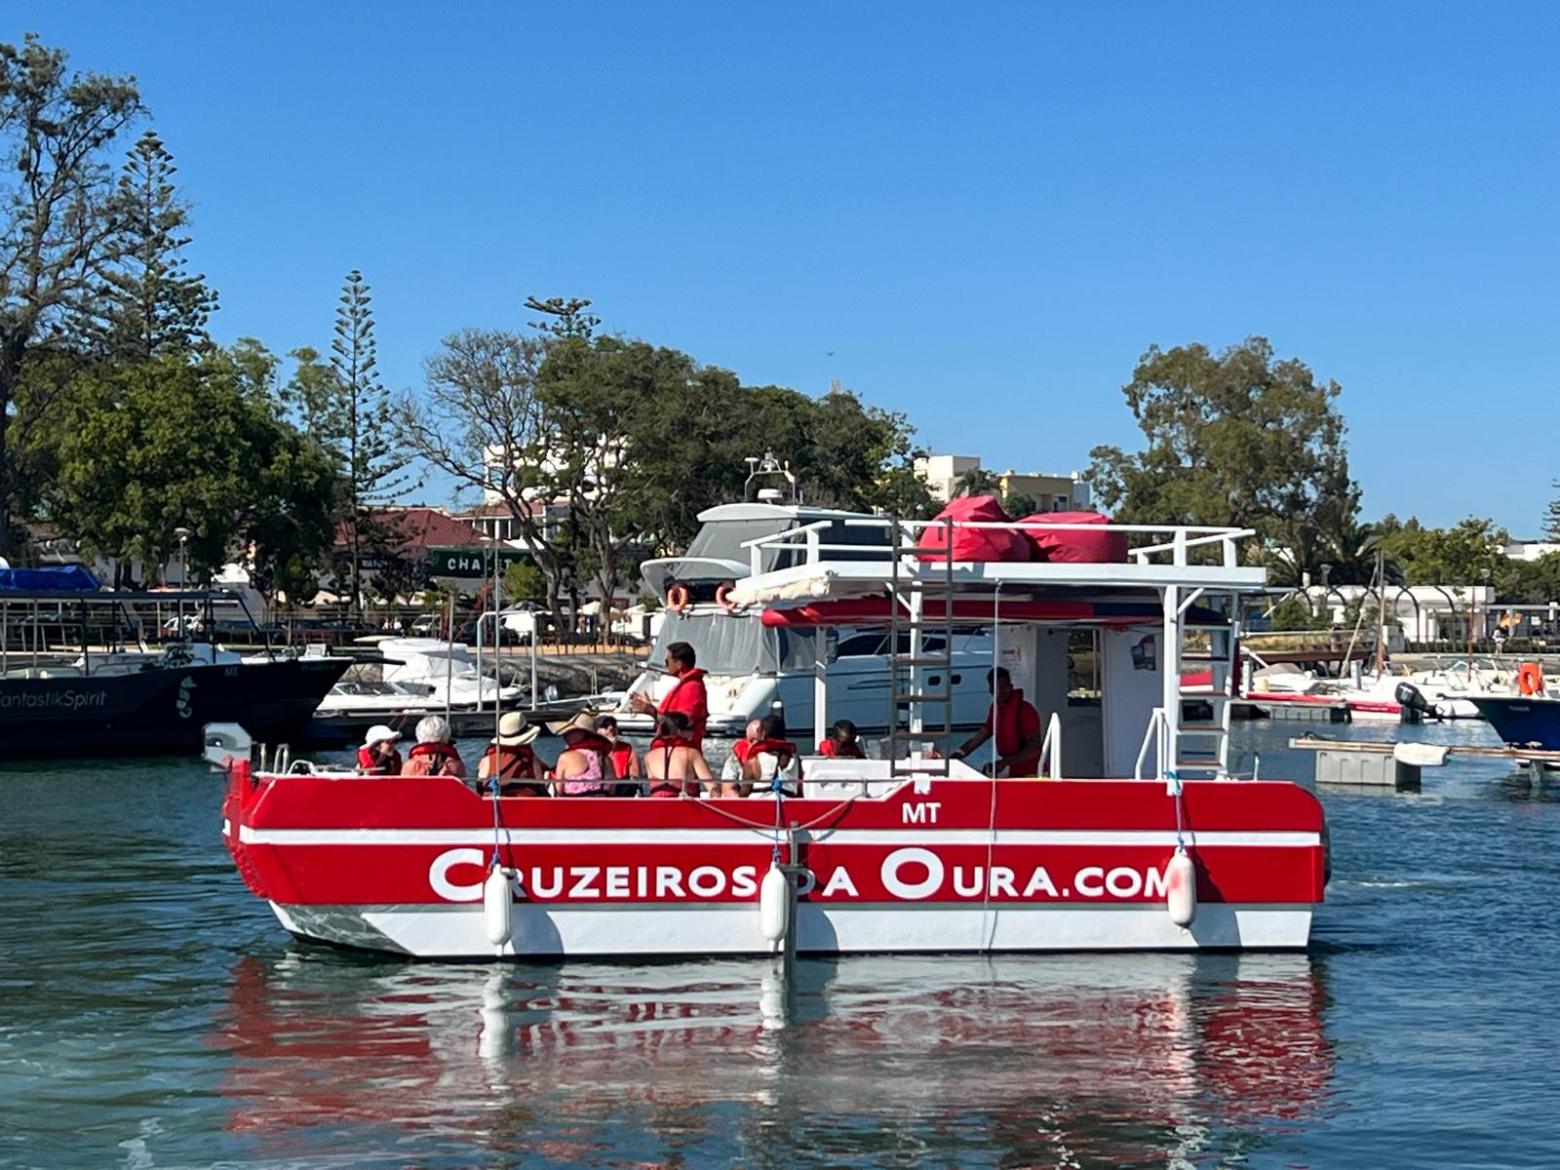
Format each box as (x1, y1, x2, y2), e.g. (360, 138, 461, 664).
(1040, 711, 1063, 780)
(1134, 707, 1169, 782)
(739, 517, 1255, 576)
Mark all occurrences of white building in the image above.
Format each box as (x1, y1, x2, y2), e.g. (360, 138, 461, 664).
(914, 453, 1091, 511)
(1294, 584, 1497, 644)
(1502, 539, 1560, 562)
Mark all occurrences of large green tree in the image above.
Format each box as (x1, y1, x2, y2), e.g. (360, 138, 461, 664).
(1089, 337, 1360, 582)
(0, 34, 143, 554)
(45, 351, 338, 583)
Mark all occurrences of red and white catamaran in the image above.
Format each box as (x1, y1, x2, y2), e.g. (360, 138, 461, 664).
(220, 515, 1328, 959)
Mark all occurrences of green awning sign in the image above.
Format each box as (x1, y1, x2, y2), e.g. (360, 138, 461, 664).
(428, 546, 530, 578)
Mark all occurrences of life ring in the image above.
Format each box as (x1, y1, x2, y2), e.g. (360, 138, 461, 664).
(716, 582, 741, 614)
(1518, 661, 1544, 696)
(666, 583, 691, 613)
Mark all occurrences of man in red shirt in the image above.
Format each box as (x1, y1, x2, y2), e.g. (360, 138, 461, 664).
(952, 667, 1045, 777)
(629, 641, 709, 746)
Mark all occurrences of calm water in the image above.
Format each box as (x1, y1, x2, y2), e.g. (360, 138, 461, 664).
(2, 723, 1558, 1169)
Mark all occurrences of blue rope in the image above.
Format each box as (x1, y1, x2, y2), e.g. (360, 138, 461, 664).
(1169, 768, 1187, 851)
(489, 774, 505, 872)
(770, 774, 784, 865)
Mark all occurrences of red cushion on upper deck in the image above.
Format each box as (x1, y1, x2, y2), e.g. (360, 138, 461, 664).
(917, 496, 1033, 562)
(1018, 511, 1128, 563)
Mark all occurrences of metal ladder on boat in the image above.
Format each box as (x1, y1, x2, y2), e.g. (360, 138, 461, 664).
(1162, 585, 1239, 780)
(886, 515, 956, 779)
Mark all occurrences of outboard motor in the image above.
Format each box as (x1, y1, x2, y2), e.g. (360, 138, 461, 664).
(1394, 681, 1437, 724)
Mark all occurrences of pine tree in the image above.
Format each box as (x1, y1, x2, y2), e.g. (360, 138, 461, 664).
(97, 130, 217, 360)
(327, 270, 411, 614)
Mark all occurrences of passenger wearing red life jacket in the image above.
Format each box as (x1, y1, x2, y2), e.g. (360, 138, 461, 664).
(628, 641, 709, 747)
(402, 715, 468, 778)
(356, 724, 403, 775)
(597, 715, 641, 797)
(478, 712, 547, 796)
(717, 718, 764, 797)
(738, 714, 803, 798)
(644, 711, 713, 798)
(817, 718, 866, 759)
(952, 668, 1045, 778)
(547, 711, 620, 797)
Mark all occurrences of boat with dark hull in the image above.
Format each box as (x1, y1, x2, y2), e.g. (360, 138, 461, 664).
(0, 573, 348, 759)
(0, 656, 348, 758)
(1467, 695, 1560, 751)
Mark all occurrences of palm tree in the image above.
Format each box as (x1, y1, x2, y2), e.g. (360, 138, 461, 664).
(952, 467, 1002, 498)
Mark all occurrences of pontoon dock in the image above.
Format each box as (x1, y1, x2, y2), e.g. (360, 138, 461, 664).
(1289, 735, 1560, 788)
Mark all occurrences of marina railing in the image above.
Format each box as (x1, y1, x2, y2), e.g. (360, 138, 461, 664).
(740, 518, 1255, 578)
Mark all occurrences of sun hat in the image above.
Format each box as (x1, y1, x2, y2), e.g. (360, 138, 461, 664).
(364, 723, 398, 747)
(547, 710, 600, 738)
(494, 711, 540, 747)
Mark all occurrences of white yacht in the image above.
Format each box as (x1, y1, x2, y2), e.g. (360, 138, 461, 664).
(614, 457, 994, 738)
(315, 637, 523, 716)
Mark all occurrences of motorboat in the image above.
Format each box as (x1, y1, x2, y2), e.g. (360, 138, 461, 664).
(314, 637, 523, 717)
(0, 573, 347, 758)
(613, 457, 994, 737)
(1244, 656, 1517, 722)
(218, 514, 1328, 959)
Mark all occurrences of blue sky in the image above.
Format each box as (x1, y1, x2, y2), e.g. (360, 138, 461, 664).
(12, 3, 1560, 532)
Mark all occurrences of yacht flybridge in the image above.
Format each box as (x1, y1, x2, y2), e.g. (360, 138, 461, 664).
(618, 457, 994, 736)
(220, 513, 1328, 959)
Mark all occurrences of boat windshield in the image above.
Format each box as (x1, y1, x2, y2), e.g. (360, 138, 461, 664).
(683, 517, 891, 573)
(648, 612, 817, 675)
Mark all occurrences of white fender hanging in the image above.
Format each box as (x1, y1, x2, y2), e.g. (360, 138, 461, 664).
(759, 863, 790, 944)
(483, 867, 514, 947)
(1166, 848, 1197, 928)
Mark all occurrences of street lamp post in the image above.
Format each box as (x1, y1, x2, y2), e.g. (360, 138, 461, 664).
(173, 527, 190, 639)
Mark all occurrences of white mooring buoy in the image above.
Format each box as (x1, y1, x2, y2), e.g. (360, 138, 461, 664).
(1166, 848, 1197, 928)
(484, 867, 514, 947)
(759, 863, 790, 944)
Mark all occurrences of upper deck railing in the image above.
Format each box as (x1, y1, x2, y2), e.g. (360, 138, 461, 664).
(740, 516, 1256, 579)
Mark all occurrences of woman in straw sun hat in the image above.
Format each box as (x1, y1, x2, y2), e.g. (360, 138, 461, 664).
(477, 711, 547, 797)
(546, 710, 618, 797)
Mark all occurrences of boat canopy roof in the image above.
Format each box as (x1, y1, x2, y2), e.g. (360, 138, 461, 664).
(726, 517, 1266, 614)
(0, 565, 100, 592)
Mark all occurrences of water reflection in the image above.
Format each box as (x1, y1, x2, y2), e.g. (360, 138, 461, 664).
(210, 951, 1335, 1167)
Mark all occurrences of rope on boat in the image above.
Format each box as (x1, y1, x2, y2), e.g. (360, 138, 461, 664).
(1169, 768, 1186, 852)
(681, 790, 857, 836)
(488, 773, 507, 871)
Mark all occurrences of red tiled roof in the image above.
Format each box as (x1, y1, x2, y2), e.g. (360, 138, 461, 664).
(334, 508, 489, 555)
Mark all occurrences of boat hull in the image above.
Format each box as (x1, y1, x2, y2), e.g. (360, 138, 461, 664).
(224, 769, 1327, 960)
(1468, 695, 1560, 749)
(0, 658, 348, 758)
(268, 900, 1314, 957)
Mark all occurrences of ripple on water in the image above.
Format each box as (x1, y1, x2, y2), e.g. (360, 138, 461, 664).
(1, 726, 1559, 1168)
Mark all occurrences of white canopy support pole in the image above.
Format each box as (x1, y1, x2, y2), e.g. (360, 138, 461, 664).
(814, 629, 828, 743)
(1161, 584, 1181, 786)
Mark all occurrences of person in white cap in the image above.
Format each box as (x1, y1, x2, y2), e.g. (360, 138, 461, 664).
(357, 724, 402, 775)
(477, 712, 547, 797)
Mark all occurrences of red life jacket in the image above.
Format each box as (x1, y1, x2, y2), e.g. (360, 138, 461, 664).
(482, 744, 546, 797)
(817, 738, 865, 759)
(647, 736, 699, 798)
(357, 745, 403, 775)
(732, 739, 758, 765)
(991, 690, 1042, 775)
(609, 743, 635, 778)
(657, 668, 709, 746)
(409, 742, 461, 766)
